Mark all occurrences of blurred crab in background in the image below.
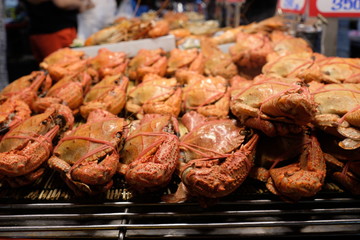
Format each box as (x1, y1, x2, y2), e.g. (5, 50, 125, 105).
(127, 48, 168, 82)
(39, 48, 88, 82)
(201, 38, 238, 79)
(32, 72, 92, 114)
(166, 48, 204, 78)
(87, 48, 129, 80)
(80, 74, 129, 119)
(181, 72, 230, 118)
(126, 74, 182, 119)
(230, 31, 273, 77)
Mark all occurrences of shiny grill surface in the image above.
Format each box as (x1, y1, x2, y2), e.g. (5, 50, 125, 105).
(0, 171, 359, 239)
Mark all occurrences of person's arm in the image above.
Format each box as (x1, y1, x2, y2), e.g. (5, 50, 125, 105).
(52, 0, 93, 11)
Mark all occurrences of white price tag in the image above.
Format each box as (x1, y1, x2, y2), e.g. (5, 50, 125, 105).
(310, 0, 360, 17)
(319, 0, 360, 12)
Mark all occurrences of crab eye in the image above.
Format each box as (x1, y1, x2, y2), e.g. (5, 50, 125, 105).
(240, 129, 252, 136)
(55, 115, 66, 128)
(41, 120, 48, 125)
(116, 132, 122, 138)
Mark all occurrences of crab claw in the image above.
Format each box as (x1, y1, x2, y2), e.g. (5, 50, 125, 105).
(80, 75, 129, 119)
(70, 151, 119, 185)
(48, 104, 74, 131)
(179, 133, 259, 199)
(0, 125, 59, 178)
(142, 88, 182, 117)
(267, 135, 326, 201)
(123, 134, 179, 192)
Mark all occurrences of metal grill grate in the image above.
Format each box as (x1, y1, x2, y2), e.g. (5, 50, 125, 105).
(0, 171, 359, 239)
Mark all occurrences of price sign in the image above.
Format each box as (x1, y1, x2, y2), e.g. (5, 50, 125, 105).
(277, 0, 307, 14)
(309, 0, 360, 17)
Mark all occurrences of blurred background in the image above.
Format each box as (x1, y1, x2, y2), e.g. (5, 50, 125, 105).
(2, 0, 359, 83)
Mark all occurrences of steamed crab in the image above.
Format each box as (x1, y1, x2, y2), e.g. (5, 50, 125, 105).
(32, 72, 92, 113)
(48, 110, 125, 195)
(309, 81, 360, 149)
(80, 74, 129, 119)
(127, 48, 168, 82)
(229, 31, 273, 77)
(0, 72, 49, 135)
(39, 48, 88, 82)
(119, 114, 179, 192)
(166, 48, 204, 78)
(212, 16, 287, 45)
(230, 74, 317, 136)
(316, 131, 360, 195)
(262, 52, 320, 79)
(85, 23, 130, 46)
(324, 153, 360, 195)
(181, 72, 230, 118)
(87, 48, 129, 80)
(0, 99, 31, 137)
(147, 20, 170, 38)
(39, 47, 84, 70)
(0, 71, 50, 104)
(262, 53, 360, 84)
(84, 19, 169, 46)
(251, 133, 326, 201)
(163, 111, 258, 203)
(0, 104, 74, 187)
(266, 31, 313, 63)
(301, 57, 360, 84)
(126, 73, 182, 119)
(200, 38, 238, 79)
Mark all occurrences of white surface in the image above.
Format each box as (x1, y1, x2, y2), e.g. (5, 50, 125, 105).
(77, 0, 117, 41)
(74, 35, 176, 57)
(218, 42, 235, 53)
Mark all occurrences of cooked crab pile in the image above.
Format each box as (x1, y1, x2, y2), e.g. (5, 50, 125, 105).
(84, 18, 170, 46)
(0, 17, 359, 204)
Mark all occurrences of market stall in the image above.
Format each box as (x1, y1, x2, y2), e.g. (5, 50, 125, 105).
(0, 0, 360, 239)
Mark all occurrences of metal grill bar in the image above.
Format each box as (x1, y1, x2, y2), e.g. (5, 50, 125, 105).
(1, 171, 359, 239)
(1, 196, 360, 238)
(0, 197, 358, 208)
(1, 207, 360, 220)
(1, 219, 360, 232)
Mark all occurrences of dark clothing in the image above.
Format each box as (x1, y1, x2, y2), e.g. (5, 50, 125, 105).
(241, 0, 277, 25)
(24, 1, 77, 34)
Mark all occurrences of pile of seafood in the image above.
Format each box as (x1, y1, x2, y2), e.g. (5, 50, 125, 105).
(84, 17, 170, 46)
(83, 10, 219, 47)
(0, 24, 359, 204)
